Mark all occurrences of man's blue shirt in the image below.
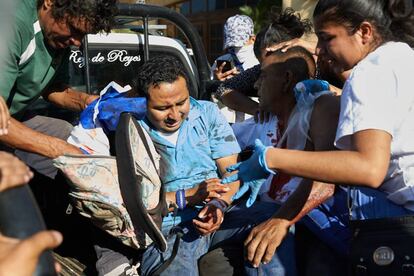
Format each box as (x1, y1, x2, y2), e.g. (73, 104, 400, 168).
(140, 98, 240, 231)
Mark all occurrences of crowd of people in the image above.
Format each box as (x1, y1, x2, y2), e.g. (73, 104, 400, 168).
(1, 0, 414, 275)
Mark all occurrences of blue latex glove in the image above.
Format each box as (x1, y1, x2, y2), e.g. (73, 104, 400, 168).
(294, 79, 330, 111)
(222, 139, 275, 207)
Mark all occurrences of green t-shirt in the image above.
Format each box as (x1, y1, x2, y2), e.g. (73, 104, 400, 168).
(0, 0, 68, 119)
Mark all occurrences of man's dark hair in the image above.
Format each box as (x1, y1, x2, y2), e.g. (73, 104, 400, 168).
(254, 7, 313, 58)
(37, 0, 117, 33)
(131, 55, 190, 98)
(267, 46, 316, 81)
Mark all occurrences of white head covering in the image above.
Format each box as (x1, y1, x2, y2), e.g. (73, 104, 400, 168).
(223, 14, 254, 50)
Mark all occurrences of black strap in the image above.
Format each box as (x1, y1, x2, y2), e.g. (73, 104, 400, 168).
(116, 113, 168, 251)
(151, 227, 184, 276)
(133, 118, 158, 170)
(0, 186, 56, 276)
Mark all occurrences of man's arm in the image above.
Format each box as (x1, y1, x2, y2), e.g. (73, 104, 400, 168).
(192, 154, 240, 235)
(244, 179, 335, 267)
(244, 94, 341, 267)
(215, 154, 240, 204)
(43, 86, 98, 112)
(268, 95, 341, 218)
(0, 117, 82, 158)
(0, 97, 10, 135)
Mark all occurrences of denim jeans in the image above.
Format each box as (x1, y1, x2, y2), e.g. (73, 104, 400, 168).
(140, 200, 296, 276)
(301, 186, 414, 255)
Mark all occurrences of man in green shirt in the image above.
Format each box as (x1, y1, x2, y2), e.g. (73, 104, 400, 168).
(0, 0, 118, 178)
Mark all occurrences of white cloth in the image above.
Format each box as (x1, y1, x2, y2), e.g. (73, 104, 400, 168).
(156, 129, 179, 146)
(67, 81, 131, 155)
(335, 42, 414, 211)
(234, 44, 259, 71)
(232, 116, 278, 150)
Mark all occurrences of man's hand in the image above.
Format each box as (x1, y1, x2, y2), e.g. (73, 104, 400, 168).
(222, 139, 274, 206)
(193, 203, 224, 235)
(186, 178, 230, 206)
(0, 230, 62, 276)
(214, 63, 239, 81)
(45, 88, 98, 112)
(0, 97, 10, 136)
(0, 152, 33, 192)
(244, 218, 290, 268)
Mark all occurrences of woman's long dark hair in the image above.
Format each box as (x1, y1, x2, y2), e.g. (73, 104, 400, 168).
(313, 0, 414, 47)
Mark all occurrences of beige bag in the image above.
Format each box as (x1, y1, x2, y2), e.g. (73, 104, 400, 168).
(54, 116, 166, 250)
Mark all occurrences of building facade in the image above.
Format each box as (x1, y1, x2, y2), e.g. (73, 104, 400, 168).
(145, 0, 262, 62)
(121, 0, 317, 63)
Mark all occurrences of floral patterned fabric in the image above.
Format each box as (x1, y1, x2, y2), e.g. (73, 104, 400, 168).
(54, 118, 164, 249)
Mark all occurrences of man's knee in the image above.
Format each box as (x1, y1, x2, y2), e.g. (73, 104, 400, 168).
(22, 116, 73, 140)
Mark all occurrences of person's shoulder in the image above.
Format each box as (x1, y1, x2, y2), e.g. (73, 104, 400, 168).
(13, 0, 37, 42)
(15, 0, 36, 27)
(194, 99, 220, 112)
(312, 93, 340, 119)
(358, 42, 414, 71)
(309, 94, 340, 149)
(215, 53, 233, 62)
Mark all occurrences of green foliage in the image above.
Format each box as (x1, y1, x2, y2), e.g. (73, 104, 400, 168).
(240, 0, 282, 33)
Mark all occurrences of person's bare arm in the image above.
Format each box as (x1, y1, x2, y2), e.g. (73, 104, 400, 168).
(43, 87, 98, 112)
(266, 131, 390, 188)
(215, 154, 241, 204)
(0, 117, 82, 158)
(220, 90, 259, 115)
(270, 94, 340, 223)
(215, 65, 261, 115)
(0, 97, 10, 135)
(266, 38, 317, 56)
(164, 178, 230, 210)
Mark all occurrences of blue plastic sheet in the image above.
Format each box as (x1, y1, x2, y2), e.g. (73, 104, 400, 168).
(80, 85, 146, 132)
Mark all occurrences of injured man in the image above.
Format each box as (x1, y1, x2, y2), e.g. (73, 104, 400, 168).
(62, 55, 295, 276)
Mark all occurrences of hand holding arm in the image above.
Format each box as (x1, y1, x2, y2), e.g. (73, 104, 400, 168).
(185, 178, 230, 206)
(193, 201, 225, 235)
(164, 178, 230, 212)
(222, 139, 275, 206)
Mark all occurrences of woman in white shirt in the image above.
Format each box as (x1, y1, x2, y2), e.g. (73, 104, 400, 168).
(223, 0, 414, 267)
